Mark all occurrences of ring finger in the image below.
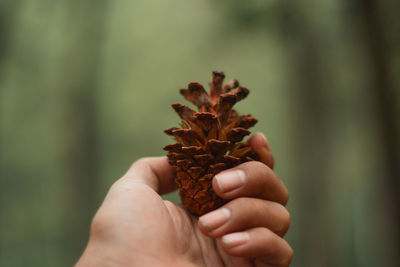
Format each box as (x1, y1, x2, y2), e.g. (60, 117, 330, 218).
(220, 227, 293, 267)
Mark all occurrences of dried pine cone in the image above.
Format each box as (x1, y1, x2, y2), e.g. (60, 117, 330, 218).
(164, 71, 260, 216)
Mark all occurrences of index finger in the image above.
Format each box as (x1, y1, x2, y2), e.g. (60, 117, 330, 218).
(212, 161, 289, 205)
(120, 132, 271, 195)
(248, 133, 274, 169)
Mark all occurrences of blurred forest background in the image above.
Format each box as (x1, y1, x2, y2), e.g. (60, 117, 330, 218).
(0, 0, 399, 266)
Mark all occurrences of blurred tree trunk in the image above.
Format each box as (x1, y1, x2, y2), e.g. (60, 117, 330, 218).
(357, 0, 400, 262)
(0, 0, 22, 171)
(282, 2, 334, 266)
(0, 1, 22, 65)
(0, 1, 23, 262)
(57, 0, 109, 261)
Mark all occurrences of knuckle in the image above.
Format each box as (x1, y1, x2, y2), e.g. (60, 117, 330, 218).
(90, 213, 113, 238)
(287, 246, 294, 265)
(284, 211, 292, 232)
(280, 245, 294, 266)
(245, 160, 269, 172)
(122, 157, 153, 180)
(262, 229, 279, 254)
(109, 177, 135, 192)
(223, 197, 256, 220)
(132, 157, 152, 168)
(281, 187, 289, 206)
(110, 177, 126, 190)
(90, 215, 103, 234)
(274, 239, 293, 267)
(241, 161, 270, 189)
(224, 197, 250, 211)
(278, 206, 291, 236)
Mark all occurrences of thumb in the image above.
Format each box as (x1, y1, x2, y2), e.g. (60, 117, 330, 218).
(122, 156, 177, 195)
(98, 157, 177, 217)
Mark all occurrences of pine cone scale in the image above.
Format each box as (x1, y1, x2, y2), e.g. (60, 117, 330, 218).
(164, 71, 260, 215)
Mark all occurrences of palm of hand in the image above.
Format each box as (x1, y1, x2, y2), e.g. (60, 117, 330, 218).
(161, 198, 252, 267)
(106, 182, 251, 266)
(96, 181, 250, 266)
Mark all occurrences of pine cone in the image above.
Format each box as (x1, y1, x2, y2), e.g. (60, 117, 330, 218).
(163, 71, 260, 216)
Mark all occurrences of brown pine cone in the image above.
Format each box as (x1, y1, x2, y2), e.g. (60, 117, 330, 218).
(164, 71, 259, 216)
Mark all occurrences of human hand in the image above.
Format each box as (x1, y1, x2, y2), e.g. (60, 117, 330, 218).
(76, 133, 292, 267)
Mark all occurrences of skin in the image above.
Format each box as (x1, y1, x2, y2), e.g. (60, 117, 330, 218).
(76, 133, 293, 267)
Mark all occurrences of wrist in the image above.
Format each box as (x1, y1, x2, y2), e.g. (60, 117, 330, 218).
(76, 241, 194, 267)
(76, 242, 124, 267)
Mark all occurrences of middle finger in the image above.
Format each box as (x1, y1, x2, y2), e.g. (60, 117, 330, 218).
(198, 197, 291, 238)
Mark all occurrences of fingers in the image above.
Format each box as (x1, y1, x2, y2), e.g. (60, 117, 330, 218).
(121, 156, 177, 194)
(212, 161, 289, 206)
(248, 133, 274, 169)
(221, 228, 293, 267)
(205, 133, 292, 265)
(198, 197, 291, 265)
(198, 198, 290, 238)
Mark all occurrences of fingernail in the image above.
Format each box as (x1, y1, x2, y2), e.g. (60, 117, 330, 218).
(222, 232, 250, 248)
(215, 170, 246, 193)
(199, 208, 231, 232)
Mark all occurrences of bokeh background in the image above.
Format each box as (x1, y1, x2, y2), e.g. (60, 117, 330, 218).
(1, 0, 399, 266)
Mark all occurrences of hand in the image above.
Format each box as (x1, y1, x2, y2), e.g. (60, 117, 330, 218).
(76, 133, 293, 267)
